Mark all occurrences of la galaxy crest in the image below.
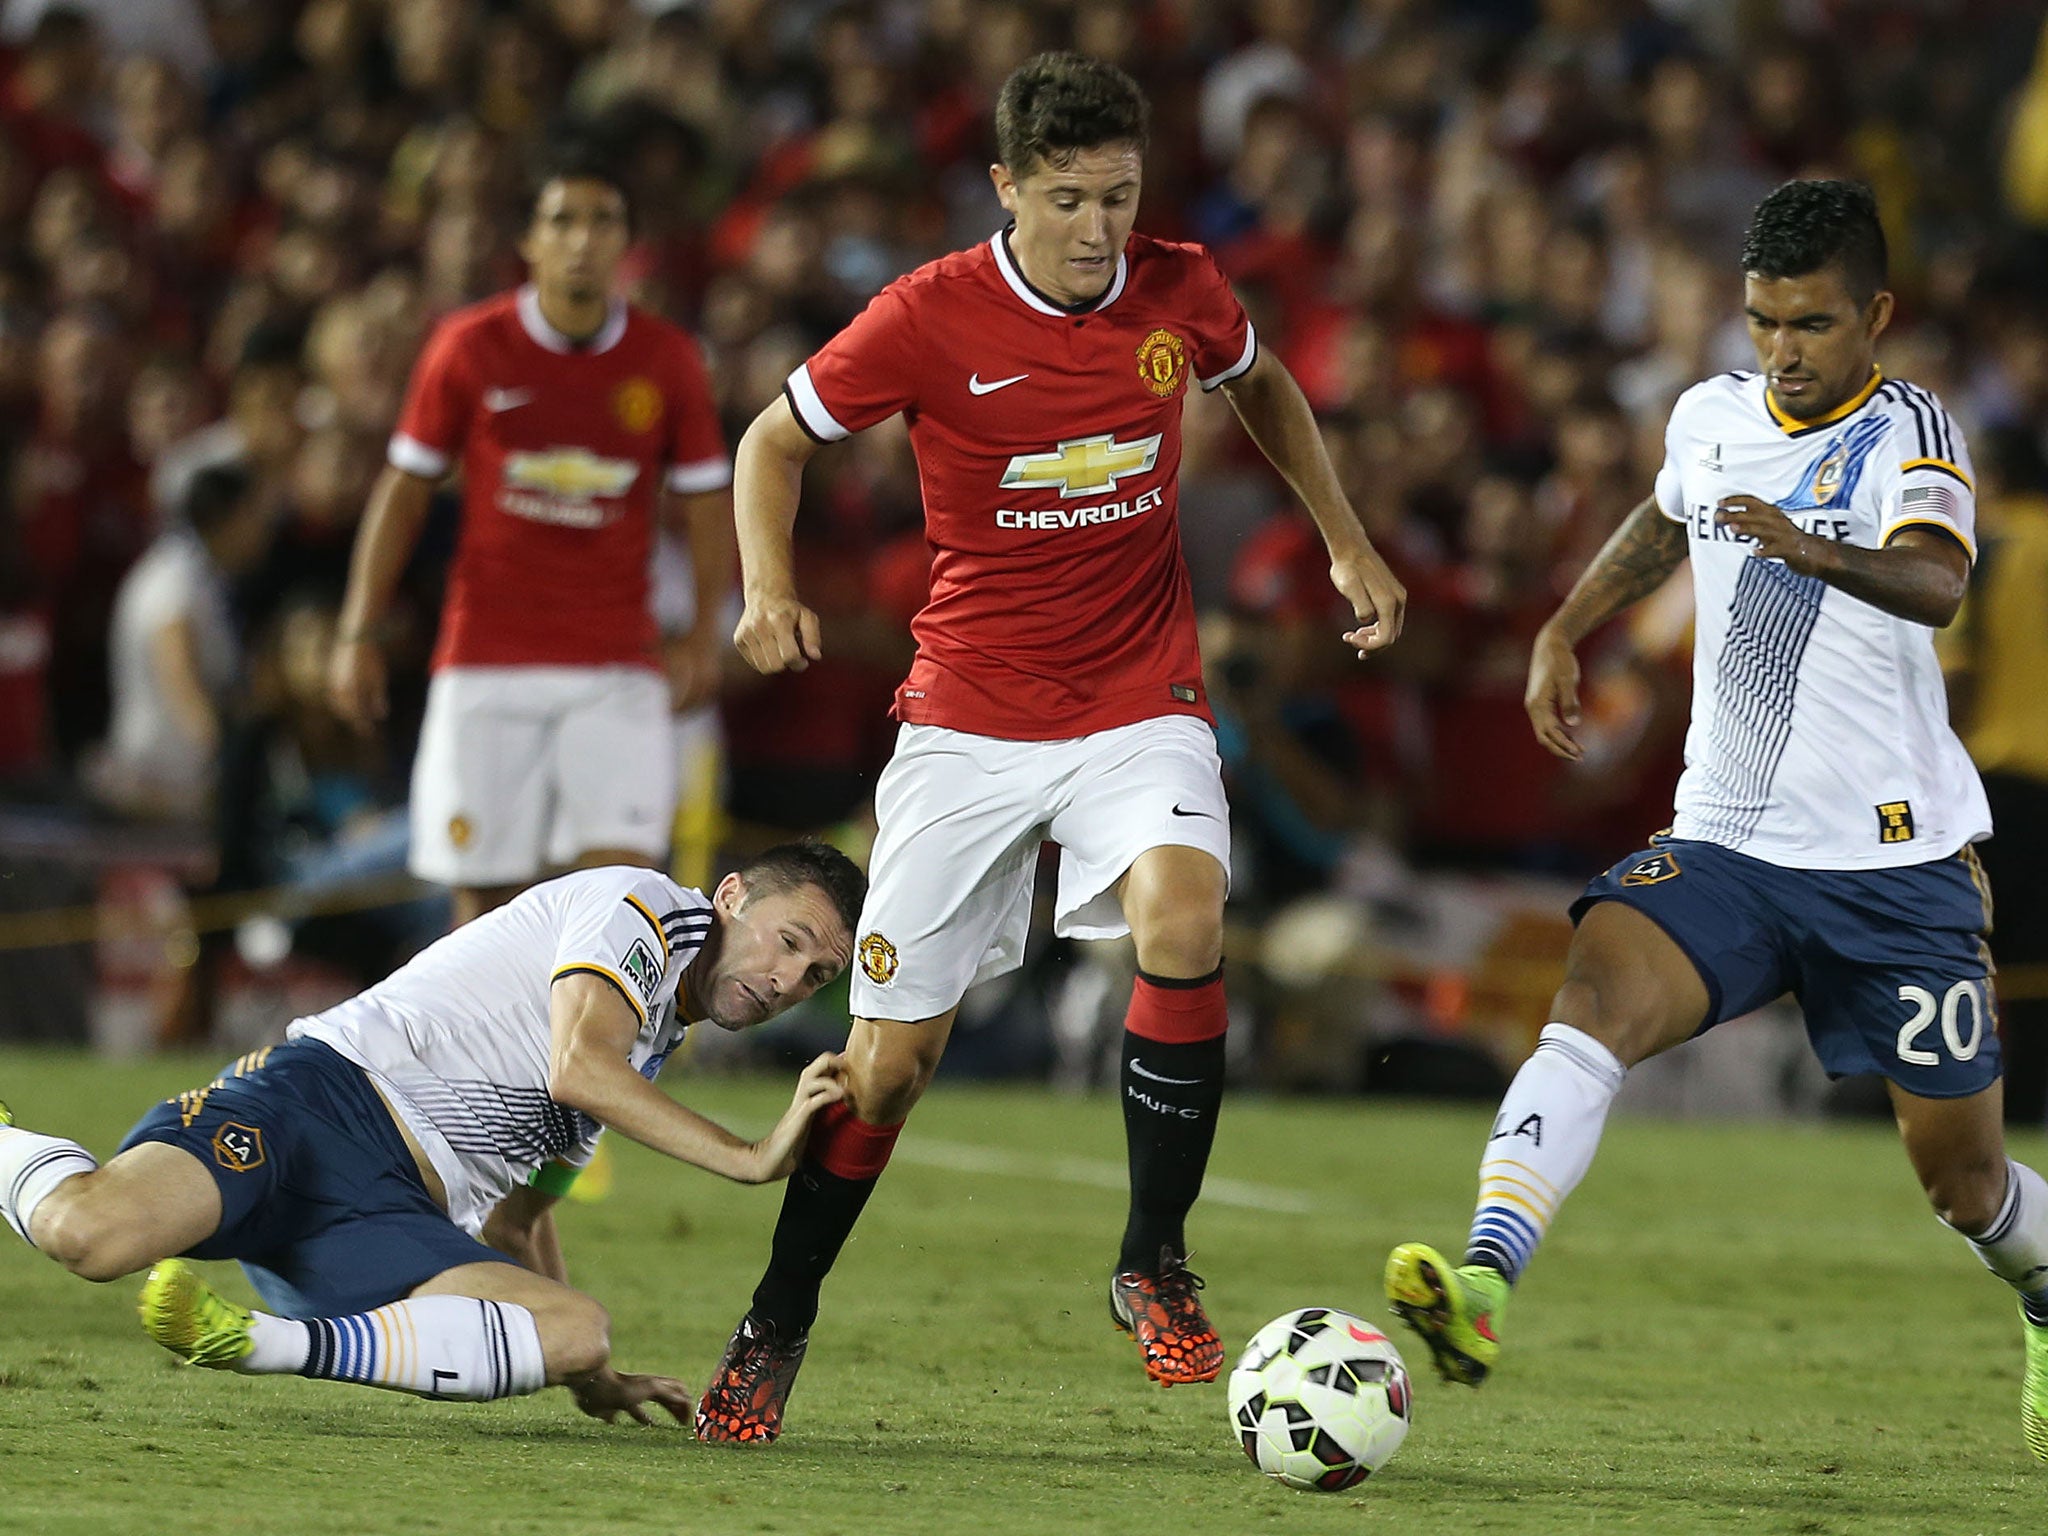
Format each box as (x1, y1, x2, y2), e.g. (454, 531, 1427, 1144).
(1620, 851, 1681, 886)
(1812, 440, 1848, 505)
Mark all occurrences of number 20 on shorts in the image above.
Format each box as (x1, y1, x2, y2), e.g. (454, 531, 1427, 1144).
(1896, 979, 1988, 1066)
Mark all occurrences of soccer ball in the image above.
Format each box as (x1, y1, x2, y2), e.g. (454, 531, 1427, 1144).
(1226, 1307, 1412, 1491)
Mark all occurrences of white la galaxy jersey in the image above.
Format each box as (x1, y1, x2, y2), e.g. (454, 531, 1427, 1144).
(1653, 368, 1990, 869)
(291, 866, 711, 1235)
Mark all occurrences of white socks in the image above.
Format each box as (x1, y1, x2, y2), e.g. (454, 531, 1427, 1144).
(0, 1124, 98, 1246)
(1950, 1159, 2048, 1326)
(235, 1296, 547, 1400)
(1466, 1023, 1628, 1284)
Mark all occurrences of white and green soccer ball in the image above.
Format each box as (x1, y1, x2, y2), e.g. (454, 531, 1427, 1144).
(1226, 1307, 1412, 1491)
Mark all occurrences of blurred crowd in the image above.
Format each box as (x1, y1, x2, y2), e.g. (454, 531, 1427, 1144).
(3, 0, 2048, 1081)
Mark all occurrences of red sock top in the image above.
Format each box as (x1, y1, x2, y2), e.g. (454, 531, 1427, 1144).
(808, 1100, 903, 1181)
(1125, 968, 1228, 1044)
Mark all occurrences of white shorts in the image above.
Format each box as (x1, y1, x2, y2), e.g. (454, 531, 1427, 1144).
(408, 665, 677, 886)
(849, 715, 1231, 1021)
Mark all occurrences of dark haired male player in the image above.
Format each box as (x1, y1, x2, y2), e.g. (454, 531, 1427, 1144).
(330, 138, 736, 925)
(0, 844, 862, 1425)
(697, 52, 1406, 1442)
(1387, 180, 2048, 1462)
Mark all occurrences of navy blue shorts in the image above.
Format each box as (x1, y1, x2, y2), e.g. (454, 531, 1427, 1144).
(119, 1038, 515, 1317)
(1573, 838, 2001, 1098)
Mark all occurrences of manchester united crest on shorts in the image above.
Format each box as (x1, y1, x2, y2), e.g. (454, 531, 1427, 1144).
(858, 932, 899, 986)
(1135, 328, 1187, 398)
(613, 376, 663, 433)
(1620, 852, 1682, 886)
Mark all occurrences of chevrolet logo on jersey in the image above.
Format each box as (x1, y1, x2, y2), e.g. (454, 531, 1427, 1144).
(1000, 432, 1161, 498)
(504, 448, 640, 499)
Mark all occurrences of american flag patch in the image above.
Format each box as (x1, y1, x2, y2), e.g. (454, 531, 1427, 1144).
(1900, 484, 1958, 522)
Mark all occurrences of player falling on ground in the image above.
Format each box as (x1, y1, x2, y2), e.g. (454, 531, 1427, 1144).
(695, 53, 1406, 1444)
(329, 132, 735, 926)
(0, 845, 859, 1424)
(1385, 180, 2048, 1463)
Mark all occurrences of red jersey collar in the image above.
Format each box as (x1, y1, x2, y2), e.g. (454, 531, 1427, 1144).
(516, 284, 628, 354)
(991, 227, 1128, 317)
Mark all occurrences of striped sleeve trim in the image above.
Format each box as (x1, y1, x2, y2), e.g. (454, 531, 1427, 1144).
(1199, 324, 1259, 391)
(784, 363, 850, 443)
(1880, 516, 1976, 562)
(666, 456, 733, 494)
(1899, 457, 1974, 492)
(622, 892, 666, 947)
(551, 962, 650, 1024)
(388, 433, 451, 478)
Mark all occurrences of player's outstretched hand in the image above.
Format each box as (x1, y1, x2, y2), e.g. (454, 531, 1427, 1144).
(734, 591, 824, 675)
(1525, 624, 1584, 762)
(746, 1051, 848, 1183)
(568, 1365, 695, 1427)
(1331, 547, 1407, 654)
(327, 637, 387, 734)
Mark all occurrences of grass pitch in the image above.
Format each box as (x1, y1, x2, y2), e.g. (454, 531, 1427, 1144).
(1, 1047, 2041, 1535)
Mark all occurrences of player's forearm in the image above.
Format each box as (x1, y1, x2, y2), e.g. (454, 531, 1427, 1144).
(1546, 497, 1690, 645)
(1224, 357, 1376, 559)
(549, 1048, 760, 1183)
(733, 415, 809, 601)
(338, 466, 435, 639)
(1804, 539, 1967, 628)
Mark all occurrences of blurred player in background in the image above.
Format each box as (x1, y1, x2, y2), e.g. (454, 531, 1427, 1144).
(697, 52, 1406, 1443)
(328, 133, 735, 926)
(0, 844, 860, 1425)
(1385, 181, 2048, 1463)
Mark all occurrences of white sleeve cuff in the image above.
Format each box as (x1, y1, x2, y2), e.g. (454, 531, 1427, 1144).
(1199, 324, 1259, 391)
(388, 433, 451, 479)
(784, 363, 851, 443)
(666, 457, 734, 494)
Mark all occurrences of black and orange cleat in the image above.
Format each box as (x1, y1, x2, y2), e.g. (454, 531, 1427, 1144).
(1109, 1247, 1225, 1386)
(695, 1314, 809, 1444)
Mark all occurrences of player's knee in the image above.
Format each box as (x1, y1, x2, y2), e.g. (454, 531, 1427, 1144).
(847, 1050, 931, 1125)
(538, 1293, 612, 1381)
(1926, 1153, 2009, 1235)
(1127, 896, 1224, 978)
(36, 1191, 136, 1283)
(1549, 969, 1663, 1067)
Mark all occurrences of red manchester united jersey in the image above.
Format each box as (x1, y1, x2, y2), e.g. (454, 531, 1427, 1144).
(784, 230, 1256, 740)
(390, 286, 730, 670)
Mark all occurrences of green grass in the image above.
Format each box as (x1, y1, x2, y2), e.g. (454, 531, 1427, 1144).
(0, 1047, 2041, 1534)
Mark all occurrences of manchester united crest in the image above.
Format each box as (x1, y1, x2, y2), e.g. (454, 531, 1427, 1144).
(613, 376, 663, 433)
(858, 931, 899, 985)
(1135, 329, 1187, 398)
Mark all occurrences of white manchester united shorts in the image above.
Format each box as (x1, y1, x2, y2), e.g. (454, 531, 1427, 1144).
(850, 715, 1231, 1021)
(408, 665, 677, 886)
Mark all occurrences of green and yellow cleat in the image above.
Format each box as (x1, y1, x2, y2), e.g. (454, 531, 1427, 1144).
(0, 1100, 14, 1127)
(1384, 1242, 1509, 1387)
(139, 1260, 254, 1370)
(2024, 1307, 2048, 1464)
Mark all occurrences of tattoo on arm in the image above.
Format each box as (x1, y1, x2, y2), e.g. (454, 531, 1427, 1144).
(1550, 497, 1689, 643)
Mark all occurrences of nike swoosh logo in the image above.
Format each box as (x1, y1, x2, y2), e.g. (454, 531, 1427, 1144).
(483, 388, 535, 412)
(1170, 803, 1215, 819)
(968, 372, 1028, 396)
(1129, 1060, 1202, 1086)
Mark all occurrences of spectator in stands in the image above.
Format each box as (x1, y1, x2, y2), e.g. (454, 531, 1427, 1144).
(90, 463, 268, 822)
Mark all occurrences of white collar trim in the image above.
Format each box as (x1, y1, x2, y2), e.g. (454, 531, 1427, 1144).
(991, 229, 1127, 316)
(516, 284, 628, 354)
